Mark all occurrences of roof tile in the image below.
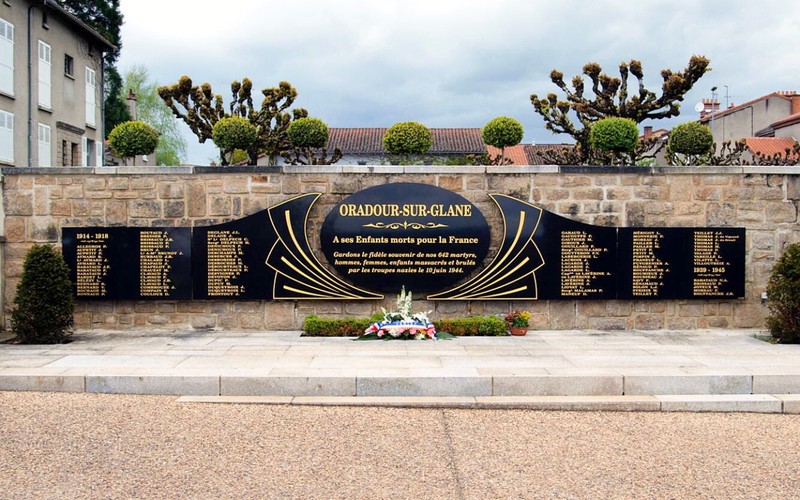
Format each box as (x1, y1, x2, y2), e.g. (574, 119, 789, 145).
(745, 137, 800, 158)
(328, 128, 485, 154)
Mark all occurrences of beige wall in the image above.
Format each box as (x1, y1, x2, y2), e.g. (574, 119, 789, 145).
(2, 164, 799, 332)
(0, 0, 105, 167)
(709, 96, 795, 145)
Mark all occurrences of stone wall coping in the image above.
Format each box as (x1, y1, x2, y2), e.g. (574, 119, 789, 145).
(0, 164, 796, 176)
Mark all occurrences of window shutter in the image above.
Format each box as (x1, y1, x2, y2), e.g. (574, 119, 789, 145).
(82, 137, 88, 167)
(0, 111, 13, 162)
(96, 139, 103, 166)
(38, 123, 51, 167)
(0, 19, 13, 95)
(85, 68, 96, 126)
(38, 41, 51, 108)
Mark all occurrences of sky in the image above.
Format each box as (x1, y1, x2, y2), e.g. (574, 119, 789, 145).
(117, 0, 800, 165)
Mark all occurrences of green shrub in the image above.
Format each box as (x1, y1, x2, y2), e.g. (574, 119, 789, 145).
(589, 117, 639, 154)
(287, 117, 329, 148)
(11, 244, 74, 344)
(383, 122, 432, 156)
(302, 314, 380, 336)
(482, 116, 524, 150)
(302, 314, 508, 337)
(668, 121, 713, 156)
(212, 116, 258, 151)
(766, 242, 800, 343)
(434, 316, 507, 336)
(108, 121, 159, 158)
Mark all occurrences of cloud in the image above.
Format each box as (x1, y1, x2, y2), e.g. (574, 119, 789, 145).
(118, 0, 800, 164)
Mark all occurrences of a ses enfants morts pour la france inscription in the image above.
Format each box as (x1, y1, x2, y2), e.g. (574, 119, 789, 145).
(61, 182, 745, 301)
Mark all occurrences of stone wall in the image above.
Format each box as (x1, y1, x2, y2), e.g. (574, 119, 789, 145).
(2, 164, 799, 332)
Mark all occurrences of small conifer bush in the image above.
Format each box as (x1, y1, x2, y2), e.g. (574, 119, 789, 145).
(766, 242, 800, 343)
(11, 244, 74, 344)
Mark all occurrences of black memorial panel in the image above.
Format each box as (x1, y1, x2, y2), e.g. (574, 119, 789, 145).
(62, 227, 191, 300)
(321, 183, 490, 294)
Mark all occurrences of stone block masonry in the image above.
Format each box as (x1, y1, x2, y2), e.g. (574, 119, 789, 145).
(2, 165, 797, 331)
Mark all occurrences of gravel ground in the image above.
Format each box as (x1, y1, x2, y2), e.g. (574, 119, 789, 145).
(1, 392, 800, 499)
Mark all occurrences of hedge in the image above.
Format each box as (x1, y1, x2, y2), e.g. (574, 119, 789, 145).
(302, 314, 508, 337)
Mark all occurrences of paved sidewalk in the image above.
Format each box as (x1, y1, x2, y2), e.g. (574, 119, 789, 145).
(2, 328, 800, 412)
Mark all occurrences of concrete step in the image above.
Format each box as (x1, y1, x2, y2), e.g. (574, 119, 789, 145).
(176, 394, 800, 414)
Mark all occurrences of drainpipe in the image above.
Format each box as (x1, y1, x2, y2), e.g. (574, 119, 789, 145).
(26, 3, 35, 167)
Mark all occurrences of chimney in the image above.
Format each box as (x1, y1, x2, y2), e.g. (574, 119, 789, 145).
(126, 89, 137, 120)
(643, 126, 653, 140)
(700, 99, 720, 120)
(792, 96, 800, 116)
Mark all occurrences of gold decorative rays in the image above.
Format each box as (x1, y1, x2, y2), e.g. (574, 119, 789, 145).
(265, 194, 383, 300)
(427, 194, 545, 300)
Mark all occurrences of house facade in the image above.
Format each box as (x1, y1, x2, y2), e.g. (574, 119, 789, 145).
(0, 0, 114, 167)
(699, 91, 800, 146)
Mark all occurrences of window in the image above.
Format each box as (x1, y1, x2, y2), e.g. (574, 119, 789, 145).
(64, 54, 73, 77)
(0, 110, 13, 162)
(38, 123, 51, 166)
(83, 137, 97, 167)
(42, 12, 49, 30)
(0, 18, 13, 95)
(85, 67, 96, 126)
(38, 41, 51, 109)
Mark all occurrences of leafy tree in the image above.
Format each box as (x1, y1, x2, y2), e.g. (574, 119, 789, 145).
(590, 117, 639, 165)
(667, 122, 713, 165)
(383, 122, 432, 157)
(530, 55, 710, 163)
(212, 116, 258, 164)
(482, 117, 524, 162)
(11, 244, 74, 344)
(55, 0, 130, 135)
(121, 65, 187, 165)
(766, 242, 800, 343)
(158, 77, 307, 165)
(283, 117, 342, 165)
(108, 121, 159, 164)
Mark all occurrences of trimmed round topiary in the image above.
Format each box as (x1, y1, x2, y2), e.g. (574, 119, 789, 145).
(766, 242, 800, 343)
(108, 121, 159, 158)
(287, 117, 329, 149)
(383, 121, 433, 156)
(11, 244, 74, 344)
(212, 116, 258, 151)
(482, 116, 524, 149)
(668, 121, 713, 156)
(589, 117, 639, 153)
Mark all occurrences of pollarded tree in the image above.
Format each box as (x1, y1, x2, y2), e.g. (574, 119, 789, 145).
(383, 122, 433, 160)
(283, 117, 343, 165)
(589, 117, 639, 165)
(108, 121, 159, 165)
(212, 116, 258, 165)
(667, 121, 714, 165)
(482, 116, 524, 163)
(530, 55, 710, 163)
(157, 77, 307, 165)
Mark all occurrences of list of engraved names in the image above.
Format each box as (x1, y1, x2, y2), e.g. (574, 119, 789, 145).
(74, 232, 110, 297)
(631, 230, 670, 297)
(206, 230, 249, 296)
(139, 231, 181, 297)
(693, 230, 740, 297)
(560, 230, 610, 297)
